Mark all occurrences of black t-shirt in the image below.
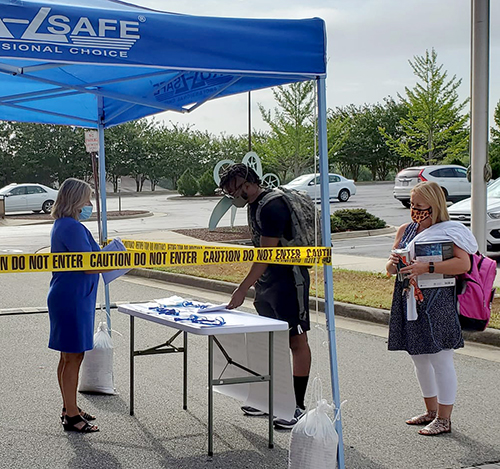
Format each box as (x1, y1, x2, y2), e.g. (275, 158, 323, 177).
(248, 190, 293, 246)
(248, 190, 295, 282)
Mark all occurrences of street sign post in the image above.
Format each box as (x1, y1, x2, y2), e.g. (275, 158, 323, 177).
(117, 177, 122, 214)
(85, 130, 99, 153)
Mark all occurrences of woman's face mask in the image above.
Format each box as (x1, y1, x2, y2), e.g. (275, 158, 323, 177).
(79, 205, 93, 221)
(410, 206, 432, 224)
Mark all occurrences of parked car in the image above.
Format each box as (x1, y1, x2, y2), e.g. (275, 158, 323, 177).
(449, 177, 500, 251)
(0, 183, 58, 214)
(393, 164, 470, 208)
(283, 173, 356, 202)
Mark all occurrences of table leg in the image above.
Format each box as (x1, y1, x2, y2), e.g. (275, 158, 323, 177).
(268, 331, 274, 449)
(130, 315, 135, 416)
(183, 331, 188, 410)
(208, 335, 214, 457)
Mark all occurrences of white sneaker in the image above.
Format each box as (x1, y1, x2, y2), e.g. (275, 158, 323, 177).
(273, 406, 305, 430)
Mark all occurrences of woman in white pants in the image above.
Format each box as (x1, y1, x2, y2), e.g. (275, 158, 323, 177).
(386, 182, 477, 436)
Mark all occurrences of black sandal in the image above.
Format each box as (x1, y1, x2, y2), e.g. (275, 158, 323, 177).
(61, 407, 96, 423)
(63, 414, 99, 433)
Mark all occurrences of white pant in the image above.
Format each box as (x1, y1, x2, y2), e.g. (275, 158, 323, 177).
(410, 349, 457, 406)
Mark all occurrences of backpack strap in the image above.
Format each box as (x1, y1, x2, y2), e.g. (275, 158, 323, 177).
(255, 189, 283, 231)
(255, 189, 290, 247)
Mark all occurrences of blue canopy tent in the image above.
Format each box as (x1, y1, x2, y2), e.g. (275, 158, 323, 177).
(0, 0, 344, 465)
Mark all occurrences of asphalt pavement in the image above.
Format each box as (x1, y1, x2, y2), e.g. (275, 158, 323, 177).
(1, 223, 500, 468)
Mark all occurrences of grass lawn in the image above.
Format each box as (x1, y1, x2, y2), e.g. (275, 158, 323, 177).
(157, 264, 500, 330)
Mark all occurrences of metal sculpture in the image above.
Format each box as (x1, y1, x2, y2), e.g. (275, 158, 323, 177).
(208, 152, 280, 231)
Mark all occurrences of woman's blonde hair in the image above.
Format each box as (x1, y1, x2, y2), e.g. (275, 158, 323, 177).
(52, 178, 92, 220)
(411, 181, 449, 224)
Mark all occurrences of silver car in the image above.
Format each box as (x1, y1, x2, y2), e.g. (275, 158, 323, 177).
(449, 177, 500, 251)
(393, 164, 470, 208)
(0, 183, 58, 214)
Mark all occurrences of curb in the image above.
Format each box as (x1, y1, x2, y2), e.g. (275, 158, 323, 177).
(216, 226, 397, 246)
(331, 225, 396, 240)
(0, 211, 153, 226)
(127, 268, 500, 348)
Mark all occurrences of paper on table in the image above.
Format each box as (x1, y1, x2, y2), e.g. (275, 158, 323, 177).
(197, 304, 233, 314)
(101, 238, 131, 284)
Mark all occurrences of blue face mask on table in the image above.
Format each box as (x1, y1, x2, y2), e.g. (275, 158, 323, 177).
(79, 205, 93, 221)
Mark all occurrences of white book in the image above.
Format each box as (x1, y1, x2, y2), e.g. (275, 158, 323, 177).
(415, 240, 455, 289)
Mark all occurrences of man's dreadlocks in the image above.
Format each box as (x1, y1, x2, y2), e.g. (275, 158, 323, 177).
(219, 163, 261, 190)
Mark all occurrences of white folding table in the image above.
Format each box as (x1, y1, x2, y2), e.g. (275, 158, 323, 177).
(117, 302, 291, 456)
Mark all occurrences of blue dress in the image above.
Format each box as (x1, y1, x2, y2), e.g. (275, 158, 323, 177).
(388, 222, 464, 355)
(47, 217, 100, 353)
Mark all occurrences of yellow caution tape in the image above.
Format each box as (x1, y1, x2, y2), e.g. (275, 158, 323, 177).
(0, 242, 332, 274)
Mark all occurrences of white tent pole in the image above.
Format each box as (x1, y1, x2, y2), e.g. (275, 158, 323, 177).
(470, 0, 490, 253)
(98, 96, 112, 332)
(317, 77, 345, 469)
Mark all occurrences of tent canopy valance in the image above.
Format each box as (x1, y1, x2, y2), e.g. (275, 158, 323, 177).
(0, 0, 326, 127)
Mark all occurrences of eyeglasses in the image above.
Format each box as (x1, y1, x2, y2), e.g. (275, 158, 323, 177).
(223, 180, 246, 198)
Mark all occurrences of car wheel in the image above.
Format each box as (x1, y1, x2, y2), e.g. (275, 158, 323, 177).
(42, 200, 54, 213)
(338, 189, 350, 202)
(440, 187, 449, 200)
(401, 200, 411, 208)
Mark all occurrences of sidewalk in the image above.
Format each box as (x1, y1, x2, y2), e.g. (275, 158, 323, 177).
(1, 269, 500, 468)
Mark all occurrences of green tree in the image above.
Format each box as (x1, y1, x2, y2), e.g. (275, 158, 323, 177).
(258, 81, 315, 181)
(329, 99, 407, 181)
(198, 169, 217, 196)
(2, 122, 90, 186)
(374, 98, 410, 178)
(177, 168, 198, 196)
(489, 100, 500, 179)
(383, 48, 469, 165)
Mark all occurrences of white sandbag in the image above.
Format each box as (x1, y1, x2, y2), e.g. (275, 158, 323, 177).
(289, 378, 342, 469)
(79, 322, 115, 395)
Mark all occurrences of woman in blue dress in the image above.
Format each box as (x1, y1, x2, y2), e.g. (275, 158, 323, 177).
(386, 182, 477, 436)
(48, 178, 100, 433)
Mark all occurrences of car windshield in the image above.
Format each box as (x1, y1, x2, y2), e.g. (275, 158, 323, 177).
(0, 184, 16, 195)
(287, 175, 312, 185)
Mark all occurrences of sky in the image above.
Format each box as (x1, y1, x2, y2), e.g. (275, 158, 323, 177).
(133, 0, 500, 137)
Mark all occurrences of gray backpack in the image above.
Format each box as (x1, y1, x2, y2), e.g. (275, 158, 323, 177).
(252, 186, 321, 247)
(249, 187, 322, 322)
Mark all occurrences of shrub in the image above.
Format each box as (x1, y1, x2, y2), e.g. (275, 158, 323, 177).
(330, 208, 386, 232)
(177, 169, 199, 196)
(198, 170, 217, 196)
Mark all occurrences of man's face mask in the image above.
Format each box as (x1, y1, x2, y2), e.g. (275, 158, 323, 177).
(232, 192, 248, 208)
(410, 206, 432, 224)
(225, 181, 248, 207)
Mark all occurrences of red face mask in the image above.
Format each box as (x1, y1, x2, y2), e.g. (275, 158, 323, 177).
(411, 206, 432, 224)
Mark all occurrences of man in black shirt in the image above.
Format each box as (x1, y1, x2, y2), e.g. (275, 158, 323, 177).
(220, 163, 311, 429)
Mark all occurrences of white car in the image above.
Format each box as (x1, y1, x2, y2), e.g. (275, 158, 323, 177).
(448, 177, 500, 250)
(283, 173, 356, 202)
(0, 183, 58, 214)
(394, 164, 470, 208)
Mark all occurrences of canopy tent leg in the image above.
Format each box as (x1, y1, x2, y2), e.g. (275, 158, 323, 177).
(98, 98, 112, 334)
(317, 77, 345, 469)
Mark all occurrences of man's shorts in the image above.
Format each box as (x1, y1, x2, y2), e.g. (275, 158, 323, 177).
(253, 266, 310, 336)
